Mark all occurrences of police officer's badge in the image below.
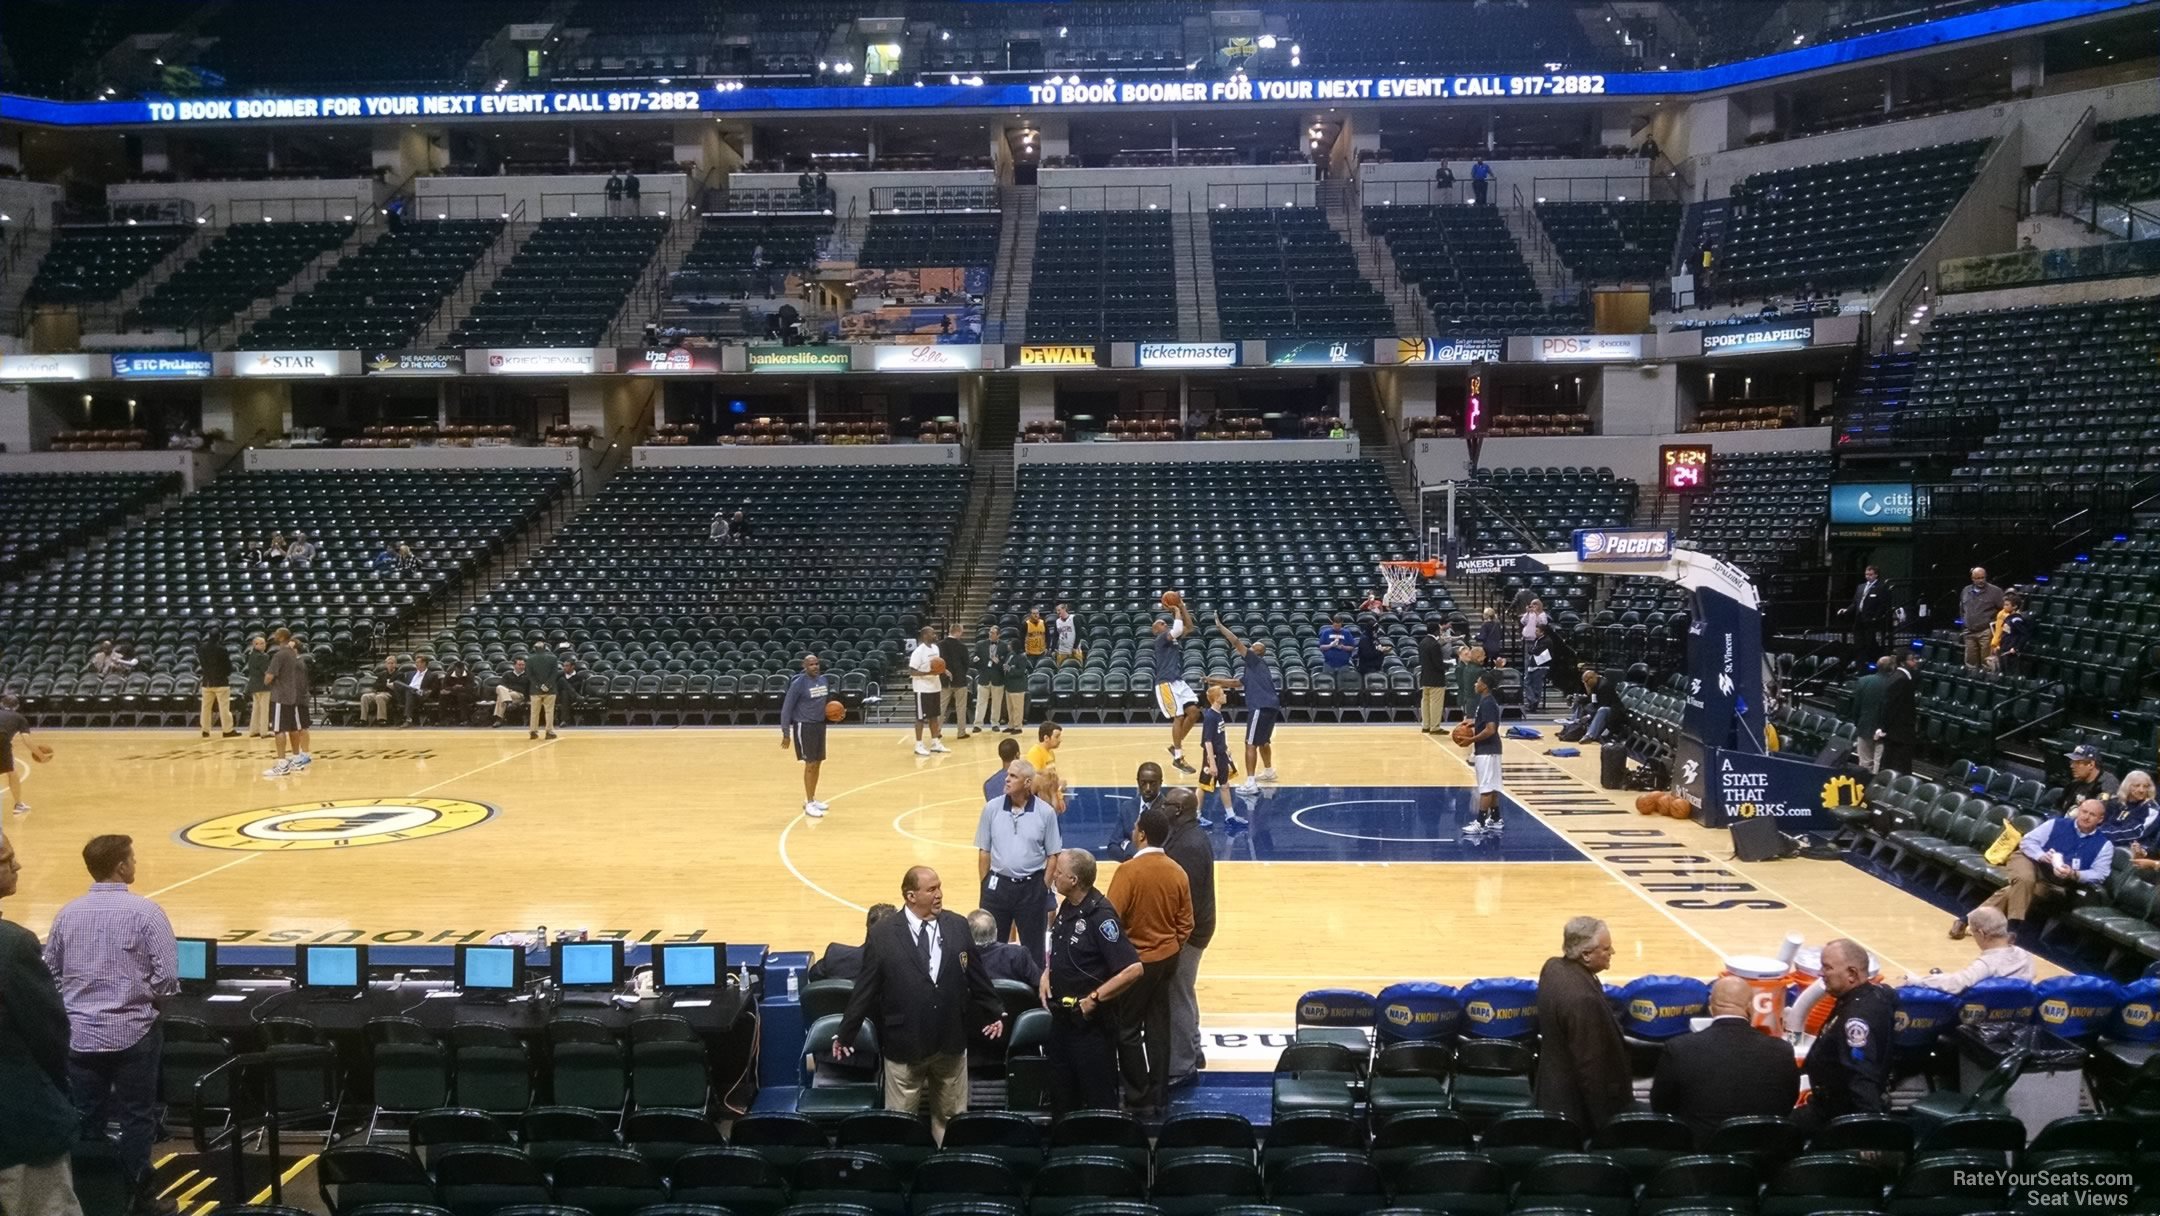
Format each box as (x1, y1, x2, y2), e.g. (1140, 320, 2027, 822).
(1101, 922, 1121, 942)
(959, 951, 969, 966)
(1845, 1018, 1869, 1048)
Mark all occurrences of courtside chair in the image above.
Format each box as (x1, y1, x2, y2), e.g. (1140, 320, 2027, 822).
(1266, 1150, 1387, 1216)
(1366, 1042, 1453, 1119)
(792, 1149, 907, 1216)
(550, 1145, 669, 1216)
(908, 1152, 1026, 1209)
(1591, 1112, 1695, 1183)
(1002, 1008, 1053, 1114)
(407, 1108, 513, 1168)
(1637, 1154, 1761, 1216)
(1512, 1153, 1636, 1216)
(1883, 1151, 2007, 1215)
(834, 1110, 937, 1176)
(317, 1145, 436, 1216)
(521, 1106, 615, 1166)
(429, 1144, 552, 1216)
(548, 1018, 630, 1113)
(1155, 1111, 1258, 1167)
(1447, 1039, 1537, 1124)
(160, 1016, 235, 1132)
(939, 1111, 1044, 1177)
(1027, 1154, 1147, 1216)
(366, 1017, 451, 1139)
(667, 1146, 790, 1216)
(621, 1107, 724, 1169)
(795, 1017, 880, 1124)
(629, 1016, 710, 1111)
(1475, 1109, 1583, 1179)
(1269, 1043, 1364, 1117)
(1388, 1150, 1510, 1215)
(1047, 1110, 1150, 1173)
(449, 1025, 533, 1116)
(800, 981, 854, 1023)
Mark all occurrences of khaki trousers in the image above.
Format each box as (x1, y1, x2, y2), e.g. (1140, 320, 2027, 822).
(249, 690, 272, 736)
(1980, 853, 2068, 922)
(529, 692, 558, 732)
(884, 1052, 968, 1140)
(1420, 686, 1447, 729)
(359, 691, 391, 723)
(199, 686, 234, 732)
(0, 1157, 83, 1216)
(1005, 690, 1026, 728)
(495, 686, 526, 718)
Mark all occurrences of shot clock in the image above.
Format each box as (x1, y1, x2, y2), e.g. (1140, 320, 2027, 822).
(1659, 444, 1712, 492)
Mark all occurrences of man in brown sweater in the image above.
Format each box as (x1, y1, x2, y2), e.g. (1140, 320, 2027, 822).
(1534, 914, 1634, 1132)
(1106, 805, 1193, 1117)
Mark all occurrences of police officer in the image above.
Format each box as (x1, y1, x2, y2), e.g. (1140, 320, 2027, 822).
(1796, 938, 1894, 1132)
(1041, 847, 1142, 1115)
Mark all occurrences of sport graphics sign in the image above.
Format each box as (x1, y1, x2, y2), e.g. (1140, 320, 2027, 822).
(618, 347, 722, 375)
(1573, 529, 1674, 563)
(1701, 318, 1814, 356)
(1697, 748, 1848, 832)
(1390, 336, 1503, 365)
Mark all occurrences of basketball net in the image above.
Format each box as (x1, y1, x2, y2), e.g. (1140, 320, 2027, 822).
(1379, 560, 1440, 609)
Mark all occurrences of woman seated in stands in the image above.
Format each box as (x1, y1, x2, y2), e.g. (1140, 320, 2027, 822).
(267, 531, 290, 562)
(396, 541, 420, 571)
(88, 641, 139, 675)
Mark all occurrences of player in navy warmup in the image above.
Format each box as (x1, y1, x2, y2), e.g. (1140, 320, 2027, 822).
(1210, 615, 1283, 791)
(1196, 683, 1247, 828)
(1151, 595, 1203, 773)
(780, 653, 834, 819)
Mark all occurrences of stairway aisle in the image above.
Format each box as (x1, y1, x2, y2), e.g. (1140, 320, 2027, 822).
(1350, 386, 1422, 527)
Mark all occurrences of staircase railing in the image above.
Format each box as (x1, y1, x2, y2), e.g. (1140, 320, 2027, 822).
(190, 1045, 340, 1205)
(2024, 172, 2160, 242)
(1508, 183, 1567, 289)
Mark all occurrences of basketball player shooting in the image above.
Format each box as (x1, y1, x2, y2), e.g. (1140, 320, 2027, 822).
(1152, 592, 1203, 773)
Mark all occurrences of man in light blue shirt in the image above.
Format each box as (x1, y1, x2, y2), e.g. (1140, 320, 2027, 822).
(975, 759, 1062, 949)
(1957, 797, 2112, 938)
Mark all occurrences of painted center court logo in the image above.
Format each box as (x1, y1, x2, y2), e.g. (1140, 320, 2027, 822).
(182, 798, 495, 852)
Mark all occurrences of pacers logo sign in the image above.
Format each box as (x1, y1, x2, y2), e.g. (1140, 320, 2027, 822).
(183, 798, 495, 852)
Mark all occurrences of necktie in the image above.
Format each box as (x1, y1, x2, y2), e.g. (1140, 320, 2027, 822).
(916, 923, 934, 979)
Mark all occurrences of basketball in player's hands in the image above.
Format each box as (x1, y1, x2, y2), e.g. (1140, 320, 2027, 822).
(824, 701, 846, 723)
(1161, 590, 1182, 609)
(1450, 722, 1477, 747)
(930, 657, 948, 675)
(29, 743, 53, 764)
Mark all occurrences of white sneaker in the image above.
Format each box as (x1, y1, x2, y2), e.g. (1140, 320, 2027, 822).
(1256, 768, 1279, 783)
(11, 803, 27, 816)
(263, 761, 293, 778)
(810, 800, 829, 813)
(804, 801, 826, 819)
(1462, 820, 1487, 836)
(914, 742, 932, 757)
(929, 740, 951, 753)
(1237, 779, 1260, 794)
(291, 753, 313, 768)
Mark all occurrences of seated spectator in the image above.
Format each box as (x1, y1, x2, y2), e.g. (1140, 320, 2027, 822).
(2099, 770, 2158, 847)
(968, 908, 1043, 986)
(393, 655, 440, 726)
(805, 903, 899, 983)
(1955, 798, 2113, 937)
(268, 531, 290, 561)
(284, 531, 317, 568)
(708, 510, 731, 543)
(492, 657, 529, 726)
(1649, 975, 1801, 1146)
(88, 641, 138, 675)
(439, 660, 476, 726)
(2062, 745, 2120, 808)
(1357, 589, 1386, 613)
(1564, 668, 1627, 742)
(1901, 906, 2034, 993)
(239, 537, 270, 566)
(558, 655, 591, 726)
(1355, 630, 1390, 676)
(371, 543, 398, 571)
(729, 507, 751, 544)
(396, 541, 420, 571)
(1318, 615, 1358, 668)
(360, 655, 398, 724)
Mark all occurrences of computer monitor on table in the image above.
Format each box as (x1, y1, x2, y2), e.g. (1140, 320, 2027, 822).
(176, 938, 217, 987)
(655, 942, 727, 991)
(299, 944, 368, 999)
(457, 944, 526, 998)
(552, 940, 624, 993)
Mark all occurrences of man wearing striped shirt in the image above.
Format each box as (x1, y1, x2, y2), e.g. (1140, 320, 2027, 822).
(42, 835, 178, 1203)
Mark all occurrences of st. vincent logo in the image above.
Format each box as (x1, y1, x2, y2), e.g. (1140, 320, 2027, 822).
(182, 798, 495, 852)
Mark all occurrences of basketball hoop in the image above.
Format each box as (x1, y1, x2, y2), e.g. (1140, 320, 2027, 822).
(1379, 559, 1443, 609)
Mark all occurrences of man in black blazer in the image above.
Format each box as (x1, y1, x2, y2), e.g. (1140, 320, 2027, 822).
(1879, 652, 1919, 773)
(835, 866, 1004, 1139)
(1843, 565, 1894, 657)
(806, 904, 897, 984)
(1650, 976, 1801, 1146)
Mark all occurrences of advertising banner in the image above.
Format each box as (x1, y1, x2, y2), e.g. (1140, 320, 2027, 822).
(365, 351, 461, 376)
(1679, 585, 1767, 758)
(1266, 338, 1367, 367)
(111, 352, 212, 379)
(1698, 747, 1852, 832)
(0, 353, 95, 381)
(617, 347, 724, 375)
(1829, 483, 1913, 536)
(477, 348, 601, 375)
(1387, 335, 1503, 365)
(1524, 333, 1643, 363)
(872, 344, 984, 372)
(746, 346, 850, 374)
(1138, 341, 1238, 369)
(230, 350, 347, 377)
(1701, 319, 1814, 356)
(1012, 344, 1101, 368)
(1572, 528, 1675, 563)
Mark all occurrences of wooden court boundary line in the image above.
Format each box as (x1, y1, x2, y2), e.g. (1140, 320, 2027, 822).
(145, 738, 561, 900)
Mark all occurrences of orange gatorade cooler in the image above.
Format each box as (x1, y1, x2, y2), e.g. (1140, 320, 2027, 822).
(1722, 955, 1791, 1036)
(1791, 946, 1882, 1034)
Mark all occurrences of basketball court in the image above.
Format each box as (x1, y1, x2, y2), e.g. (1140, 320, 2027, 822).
(4, 723, 2055, 1049)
